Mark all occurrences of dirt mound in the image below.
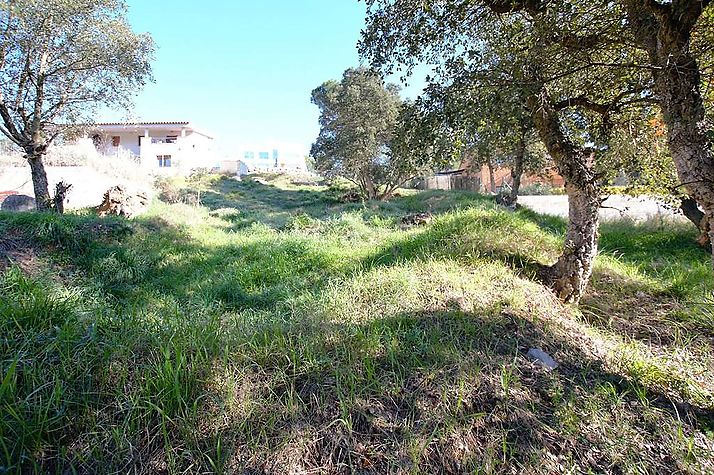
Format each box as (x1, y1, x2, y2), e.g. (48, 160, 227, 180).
(0, 230, 42, 274)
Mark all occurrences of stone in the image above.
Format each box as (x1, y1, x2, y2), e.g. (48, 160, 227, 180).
(1, 194, 35, 212)
(526, 348, 559, 370)
(97, 185, 149, 219)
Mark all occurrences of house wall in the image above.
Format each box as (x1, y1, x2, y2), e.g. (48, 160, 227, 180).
(88, 126, 215, 175)
(94, 132, 143, 157)
(477, 165, 565, 192)
(220, 160, 249, 175)
(177, 132, 215, 170)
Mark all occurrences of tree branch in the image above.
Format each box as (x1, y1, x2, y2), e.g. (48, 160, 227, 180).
(483, 0, 545, 14)
(642, 0, 672, 19)
(553, 95, 615, 115)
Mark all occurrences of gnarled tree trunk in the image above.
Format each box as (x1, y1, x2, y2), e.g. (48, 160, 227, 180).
(26, 151, 51, 211)
(528, 86, 602, 303)
(680, 197, 711, 249)
(655, 52, 714, 256)
(627, 1, 714, 261)
(543, 183, 600, 303)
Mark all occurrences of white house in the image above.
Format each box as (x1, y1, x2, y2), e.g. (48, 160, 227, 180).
(238, 144, 307, 172)
(85, 121, 215, 174)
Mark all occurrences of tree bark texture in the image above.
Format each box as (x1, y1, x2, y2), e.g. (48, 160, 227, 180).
(627, 1, 714, 261)
(528, 86, 601, 303)
(680, 197, 711, 249)
(27, 152, 51, 211)
(544, 184, 600, 303)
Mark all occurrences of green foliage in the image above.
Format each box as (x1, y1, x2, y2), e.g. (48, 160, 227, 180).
(520, 182, 566, 195)
(311, 67, 437, 200)
(0, 0, 155, 209)
(0, 0, 154, 139)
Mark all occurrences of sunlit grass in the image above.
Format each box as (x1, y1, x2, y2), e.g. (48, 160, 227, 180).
(0, 173, 712, 473)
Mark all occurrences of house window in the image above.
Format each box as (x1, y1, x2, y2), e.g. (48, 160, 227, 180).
(259, 151, 270, 161)
(157, 155, 172, 167)
(138, 136, 143, 147)
(112, 136, 120, 147)
(166, 135, 178, 144)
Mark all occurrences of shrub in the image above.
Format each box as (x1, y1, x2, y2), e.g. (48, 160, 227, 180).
(155, 177, 184, 204)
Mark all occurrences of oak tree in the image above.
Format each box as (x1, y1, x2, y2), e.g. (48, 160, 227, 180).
(0, 0, 154, 210)
(311, 67, 440, 200)
(360, 1, 652, 302)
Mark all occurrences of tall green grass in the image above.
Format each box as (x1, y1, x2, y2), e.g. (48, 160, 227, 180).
(0, 174, 712, 473)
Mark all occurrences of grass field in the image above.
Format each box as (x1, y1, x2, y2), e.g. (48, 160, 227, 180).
(1, 173, 713, 474)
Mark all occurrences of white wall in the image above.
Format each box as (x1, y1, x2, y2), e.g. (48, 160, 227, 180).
(94, 131, 142, 157)
(88, 127, 215, 175)
(177, 132, 215, 170)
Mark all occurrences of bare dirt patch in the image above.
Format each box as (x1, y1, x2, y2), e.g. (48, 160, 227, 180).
(0, 230, 44, 274)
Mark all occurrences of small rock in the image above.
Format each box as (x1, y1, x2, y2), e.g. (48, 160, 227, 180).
(526, 348, 559, 370)
(1, 194, 35, 212)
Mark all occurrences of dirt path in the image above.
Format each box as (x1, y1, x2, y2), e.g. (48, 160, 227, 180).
(519, 195, 684, 221)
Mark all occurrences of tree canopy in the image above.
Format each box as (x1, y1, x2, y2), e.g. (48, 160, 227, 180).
(359, 0, 713, 302)
(311, 67, 440, 200)
(0, 0, 154, 210)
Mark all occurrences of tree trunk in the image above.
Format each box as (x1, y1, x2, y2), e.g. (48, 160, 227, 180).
(510, 133, 526, 203)
(681, 196, 704, 229)
(27, 152, 51, 211)
(528, 86, 601, 303)
(542, 184, 600, 303)
(628, 2, 714, 262)
(362, 175, 378, 200)
(655, 47, 714, 257)
(54, 181, 72, 215)
(487, 159, 496, 194)
(680, 197, 711, 249)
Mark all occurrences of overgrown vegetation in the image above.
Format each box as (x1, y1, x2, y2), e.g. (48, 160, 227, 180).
(0, 174, 712, 473)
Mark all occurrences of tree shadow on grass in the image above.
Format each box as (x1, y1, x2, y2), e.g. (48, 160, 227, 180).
(85, 215, 346, 313)
(197, 307, 714, 474)
(3, 211, 713, 474)
(583, 221, 714, 350)
(514, 204, 568, 237)
(183, 178, 347, 230)
(188, 179, 504, 232)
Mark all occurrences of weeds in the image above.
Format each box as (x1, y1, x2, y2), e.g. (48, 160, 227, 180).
(0, 173, 712, 473)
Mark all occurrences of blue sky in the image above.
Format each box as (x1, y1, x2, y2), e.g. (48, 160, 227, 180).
(100, 0, 425, 159)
